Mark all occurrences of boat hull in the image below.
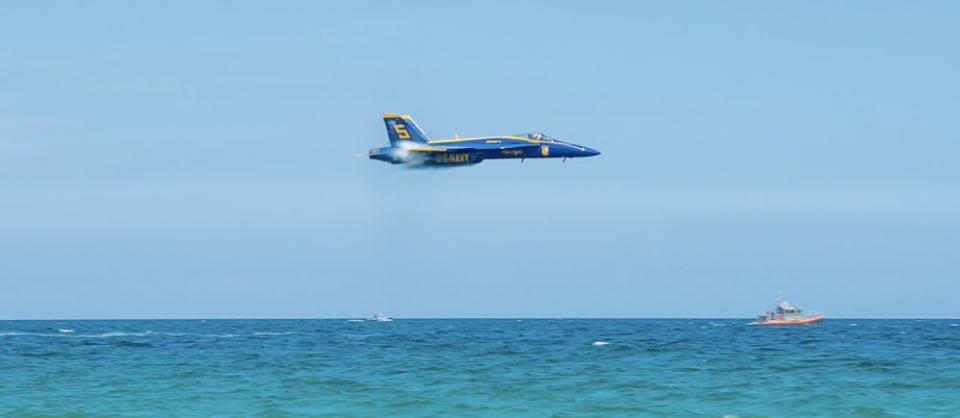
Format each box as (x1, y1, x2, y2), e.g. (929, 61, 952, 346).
(760, 315, 825, 326)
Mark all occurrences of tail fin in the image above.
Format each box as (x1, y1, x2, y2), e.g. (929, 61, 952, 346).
(383, 113, 429, 145)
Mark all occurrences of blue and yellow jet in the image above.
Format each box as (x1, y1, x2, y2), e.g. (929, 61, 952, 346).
(368, 114, 600, 166)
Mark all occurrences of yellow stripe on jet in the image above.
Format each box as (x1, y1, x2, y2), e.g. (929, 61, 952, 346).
(407, 146, 448, 152)
(429, 136, 545, 144)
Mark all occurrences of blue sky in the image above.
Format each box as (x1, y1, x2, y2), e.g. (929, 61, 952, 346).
(2, 1, 958, 318)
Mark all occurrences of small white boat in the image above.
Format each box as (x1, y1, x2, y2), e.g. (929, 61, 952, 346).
(758, 295, 824, 326)
(366, 313, 393, 322)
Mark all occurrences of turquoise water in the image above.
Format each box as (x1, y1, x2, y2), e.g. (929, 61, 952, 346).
(2, 319, 958, 417)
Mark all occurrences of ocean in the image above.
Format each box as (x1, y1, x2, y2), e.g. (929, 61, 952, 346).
(2, 319, 958, 417)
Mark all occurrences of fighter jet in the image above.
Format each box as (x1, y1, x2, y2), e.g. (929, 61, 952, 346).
(368, 113, 600, 166)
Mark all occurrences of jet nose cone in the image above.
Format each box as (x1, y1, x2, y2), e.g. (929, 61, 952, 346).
(581, 146, 601, 157)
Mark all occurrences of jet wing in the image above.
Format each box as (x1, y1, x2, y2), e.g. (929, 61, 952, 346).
(405, 146, 478, 164)
(407, 144, 540, 162)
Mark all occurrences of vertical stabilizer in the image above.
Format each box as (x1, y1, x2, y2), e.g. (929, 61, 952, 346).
(383, 113, 429, 146)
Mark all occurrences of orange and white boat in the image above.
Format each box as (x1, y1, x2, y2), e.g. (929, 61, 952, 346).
(757, 296, 824, 325)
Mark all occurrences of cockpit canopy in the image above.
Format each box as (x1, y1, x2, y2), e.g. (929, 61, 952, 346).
(519, 132, 558, 142)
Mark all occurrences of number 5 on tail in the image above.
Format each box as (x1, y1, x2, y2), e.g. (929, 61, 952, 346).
(393, 124, 410, 139)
